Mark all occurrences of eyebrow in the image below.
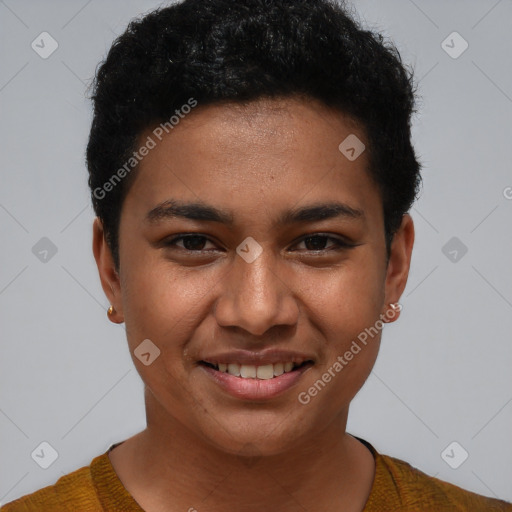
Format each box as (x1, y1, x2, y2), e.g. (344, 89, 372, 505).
(145, 199, 365, 226)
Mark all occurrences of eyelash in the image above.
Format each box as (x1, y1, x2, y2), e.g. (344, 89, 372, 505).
(163, 233, 354, 254)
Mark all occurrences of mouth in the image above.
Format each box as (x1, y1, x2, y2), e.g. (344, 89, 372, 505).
(199, 360, 314, 379)
(197, 349, 316, 400)
(198, 358, 314, 400)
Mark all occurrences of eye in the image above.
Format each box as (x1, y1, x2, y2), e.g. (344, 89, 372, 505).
(164, 234, 218, 252)
(162, 233, 355, 254)
(292, 234, 353, 252)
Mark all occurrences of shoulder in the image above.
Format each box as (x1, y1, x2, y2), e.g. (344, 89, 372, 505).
(1, 454, 106, 512)
(370, 449, 512, 511)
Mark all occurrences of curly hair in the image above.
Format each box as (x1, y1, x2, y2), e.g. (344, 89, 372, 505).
(86, 0, 422, 270)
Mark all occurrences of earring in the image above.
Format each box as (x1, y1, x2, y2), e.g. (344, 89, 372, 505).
(107, 305, 115, 317)
(383, 302, 402, 322)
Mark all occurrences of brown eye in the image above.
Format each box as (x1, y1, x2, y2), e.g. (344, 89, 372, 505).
(165, 235, 216, 251)
(294, 234, 352, 252)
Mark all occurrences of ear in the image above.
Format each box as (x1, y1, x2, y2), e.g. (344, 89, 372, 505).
(382, 213, 415, 323)
(92, 217, 124, 323)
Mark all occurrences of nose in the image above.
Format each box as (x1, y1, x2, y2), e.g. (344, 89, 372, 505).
(213, 247, 299, 336)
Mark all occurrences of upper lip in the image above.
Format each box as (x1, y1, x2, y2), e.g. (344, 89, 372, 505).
(199, 349, 315, 366)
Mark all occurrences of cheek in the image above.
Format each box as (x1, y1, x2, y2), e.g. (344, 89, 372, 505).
(299, 252, 385, 403)
(120, 262, 223, 398)
(302, 255, 384, 338)
(122, 261, 215, 338)
(299, 269, 384, 416)
(120, 266, 198, 406)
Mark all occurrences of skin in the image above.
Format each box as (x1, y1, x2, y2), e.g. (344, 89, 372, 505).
(93, 96, 414, 512)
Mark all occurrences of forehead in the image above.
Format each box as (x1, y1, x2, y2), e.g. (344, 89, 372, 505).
(177, 96, 363, 154)
(122, 96, 382, 229)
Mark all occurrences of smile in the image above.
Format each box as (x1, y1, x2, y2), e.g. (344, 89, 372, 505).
(200, 361, 312, 380)
(198, 359, 314, 400)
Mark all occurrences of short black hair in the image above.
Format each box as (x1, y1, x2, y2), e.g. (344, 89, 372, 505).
(86, 0, 422, 270)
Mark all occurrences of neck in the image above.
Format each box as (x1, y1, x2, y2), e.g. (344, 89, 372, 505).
(110, 389, 375, 512)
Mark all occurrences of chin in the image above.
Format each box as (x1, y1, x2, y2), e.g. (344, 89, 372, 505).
(199, 413, 311, 459)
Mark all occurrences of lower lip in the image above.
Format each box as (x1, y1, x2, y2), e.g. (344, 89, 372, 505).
(199, 363, 313, 401)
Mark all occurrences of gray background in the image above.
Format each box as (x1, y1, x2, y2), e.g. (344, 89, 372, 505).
(1, 0, 511, 505)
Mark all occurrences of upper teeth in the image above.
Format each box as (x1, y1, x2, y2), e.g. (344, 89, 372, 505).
(214, 362, 297, 379)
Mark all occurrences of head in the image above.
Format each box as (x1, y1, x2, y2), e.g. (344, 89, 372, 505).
(89, 0, 420, 456)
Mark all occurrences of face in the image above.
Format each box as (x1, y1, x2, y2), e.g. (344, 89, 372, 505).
(94, 96, 414, 457)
